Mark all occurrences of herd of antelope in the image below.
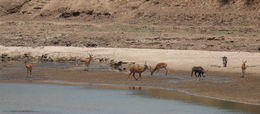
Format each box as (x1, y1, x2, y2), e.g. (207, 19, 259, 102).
(1, 53, 248, 80)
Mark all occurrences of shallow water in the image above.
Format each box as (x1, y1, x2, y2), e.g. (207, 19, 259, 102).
(0, 62, 112, 80)
(0, 83, 258, 114)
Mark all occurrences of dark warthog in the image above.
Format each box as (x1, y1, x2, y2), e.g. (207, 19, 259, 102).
(191, 66, 205, 77)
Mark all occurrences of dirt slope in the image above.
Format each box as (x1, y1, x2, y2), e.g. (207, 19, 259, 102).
(0, 0, 259, 25)
(0, 0, 259, 52)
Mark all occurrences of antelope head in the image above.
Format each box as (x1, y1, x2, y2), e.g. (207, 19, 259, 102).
(148, 65, 153, 72)
(144, 61, 149, 70)
(144, 61, 147, 67)
(88, 53, 93, 58)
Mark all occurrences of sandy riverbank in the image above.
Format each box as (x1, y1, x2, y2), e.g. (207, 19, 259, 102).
(0, 64, 260, 106)
(0, 46, 260, 105)
(1, 46, 260, 76)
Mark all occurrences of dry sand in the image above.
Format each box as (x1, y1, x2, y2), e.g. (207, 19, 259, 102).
(1, 45, 260, 76)
(0, 21, 259, 52)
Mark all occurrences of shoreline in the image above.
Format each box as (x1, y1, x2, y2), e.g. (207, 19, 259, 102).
(1, 79, 260, 106)
(36, 80, 260, 106)
(0, 46, 260, 106)
(1, 46, 260, 76)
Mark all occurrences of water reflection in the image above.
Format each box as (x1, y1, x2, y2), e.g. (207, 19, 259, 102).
(0, 83, 259, 114)
(135, 88, 260, 114)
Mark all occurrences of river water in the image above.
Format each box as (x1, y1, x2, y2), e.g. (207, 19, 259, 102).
(0, 83, 259, 114)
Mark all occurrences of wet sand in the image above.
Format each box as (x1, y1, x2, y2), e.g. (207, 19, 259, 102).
(0, 62, 260, 106)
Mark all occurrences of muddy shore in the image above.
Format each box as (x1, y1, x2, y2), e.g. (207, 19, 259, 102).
(0, 46, 260, 105)
(0, 61, 260, 106)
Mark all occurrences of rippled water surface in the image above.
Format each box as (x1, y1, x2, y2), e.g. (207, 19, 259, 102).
(0, 83, 258, 114)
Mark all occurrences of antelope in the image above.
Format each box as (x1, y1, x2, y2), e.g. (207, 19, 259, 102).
(24, 60, 33, 78)
(128, 63, 149, 80)
(222, 56, 228, 67)
(151, 62, 168, 76)
(241, 61, 247, 78)
(191, 66, 205, 77)
(84, 54, 93, 71)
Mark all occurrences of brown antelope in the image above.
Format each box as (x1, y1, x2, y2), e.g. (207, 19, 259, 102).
(151, 62, 168, 76)
(84, 54, 93, 71)
(24, 61, 33, 78)
(128, 63, 149, 80)
(241, 60, 247, 78)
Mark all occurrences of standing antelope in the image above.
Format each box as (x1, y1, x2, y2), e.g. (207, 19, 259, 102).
(222, 56, 228, 67)
(151, 62, 168, 76)
(241, 61, 247, 78)
(128, 63, 149, 80)
(24, 61, 33, 78)
(84, 54, 93, 71)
